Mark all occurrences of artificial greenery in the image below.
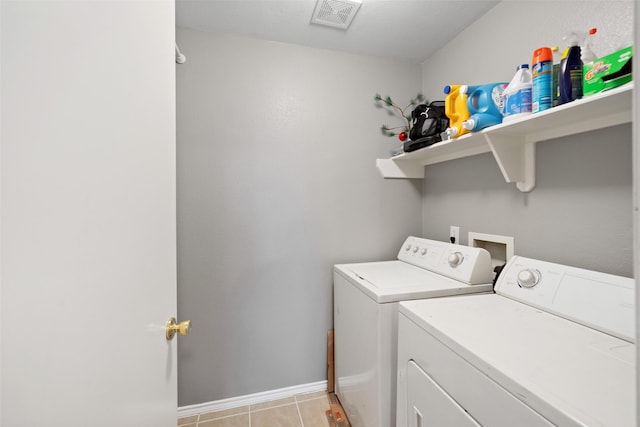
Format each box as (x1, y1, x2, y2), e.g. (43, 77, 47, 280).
(374, 93, 426, 137)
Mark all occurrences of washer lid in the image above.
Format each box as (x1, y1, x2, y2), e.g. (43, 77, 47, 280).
(335, 261, 492, 303)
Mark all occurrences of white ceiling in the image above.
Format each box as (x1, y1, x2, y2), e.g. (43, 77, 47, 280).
(176, 0, 500, 64)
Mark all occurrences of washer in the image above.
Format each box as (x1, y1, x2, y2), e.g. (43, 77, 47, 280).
(396, 255, 636, 427)
(333, 236, 494, 427)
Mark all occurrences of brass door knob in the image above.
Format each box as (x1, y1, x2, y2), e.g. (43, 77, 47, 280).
(166, 317, 192, 341)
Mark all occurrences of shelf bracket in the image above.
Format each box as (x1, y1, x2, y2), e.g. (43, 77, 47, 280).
(485, 134, 536, 192)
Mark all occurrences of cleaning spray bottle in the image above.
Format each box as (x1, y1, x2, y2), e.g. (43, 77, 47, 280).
(581, 28, 598, 64)
(443, 84, 470, 138)
(558, 31, 583, 105)
(532, 47, 553, 113)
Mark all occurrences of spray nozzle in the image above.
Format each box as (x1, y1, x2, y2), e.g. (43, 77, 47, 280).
(562, 31, 583, 46)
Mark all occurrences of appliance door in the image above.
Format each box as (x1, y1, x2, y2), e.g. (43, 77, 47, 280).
(407, 361, 480, 427)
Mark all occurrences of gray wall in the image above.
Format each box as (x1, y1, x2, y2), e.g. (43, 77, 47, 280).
(176, 28, 423, 406)
(420, 0, 634, 276)
(176, 0, 635, 408)
(421, 1, 634, 95)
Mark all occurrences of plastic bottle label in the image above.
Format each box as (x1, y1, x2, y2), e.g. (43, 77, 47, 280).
(491, 85, 506, 111)
(532, 60, 553, 113)
(569, 67, 583, 100)
(503, 87, 532, 117)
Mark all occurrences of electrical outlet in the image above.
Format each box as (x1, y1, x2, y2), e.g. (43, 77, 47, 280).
(450, 226, 460, 244)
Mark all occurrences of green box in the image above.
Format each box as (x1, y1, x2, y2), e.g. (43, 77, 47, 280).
(583, 46, 633, 96)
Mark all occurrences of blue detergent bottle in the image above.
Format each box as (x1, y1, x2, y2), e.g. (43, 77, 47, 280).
(558, 32, 583, 105)
(461, 82, 508, 132)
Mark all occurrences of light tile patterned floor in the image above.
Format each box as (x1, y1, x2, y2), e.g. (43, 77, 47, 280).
(178, 391, 332, 427)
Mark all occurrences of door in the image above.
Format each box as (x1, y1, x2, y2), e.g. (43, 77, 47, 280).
(1, 1, 178, 426)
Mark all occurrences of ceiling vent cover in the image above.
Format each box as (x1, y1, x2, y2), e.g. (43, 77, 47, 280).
(311, 0, 361, 30)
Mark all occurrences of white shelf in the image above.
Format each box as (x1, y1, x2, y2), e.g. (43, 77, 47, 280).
(376, 83, 633, 192)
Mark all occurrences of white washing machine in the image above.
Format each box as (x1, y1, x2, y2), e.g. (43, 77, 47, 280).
(396, 255, 636, 427)
(333, 236, 494, 427)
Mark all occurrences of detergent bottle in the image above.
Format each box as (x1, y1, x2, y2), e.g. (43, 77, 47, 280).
(502, 64, 532, 122)
(460, 82, 507, 132)
(443, 84, 470, 138)
(558, 31, 583, 105)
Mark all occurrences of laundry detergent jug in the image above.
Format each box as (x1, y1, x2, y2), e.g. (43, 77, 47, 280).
(443, 84, 470, 138)
(461, 82, 507, 132)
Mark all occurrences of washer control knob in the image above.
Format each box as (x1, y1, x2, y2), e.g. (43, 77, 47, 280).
(421, 248, 428, 255)
(448, 252, 464, 268)
(517, 269, 541, 288)
(405, 244, 411, 251)
(412, 246, 420, 253)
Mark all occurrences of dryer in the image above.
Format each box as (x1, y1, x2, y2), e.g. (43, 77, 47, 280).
(396, 255, 636, 427)
(333, 236, 494, 427)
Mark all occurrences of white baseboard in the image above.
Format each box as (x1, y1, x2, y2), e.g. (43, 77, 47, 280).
(177, 380, 328, 418)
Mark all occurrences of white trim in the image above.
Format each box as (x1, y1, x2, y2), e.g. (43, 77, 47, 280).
(177, 380, 328, 418)
(634, 0, 639, 424)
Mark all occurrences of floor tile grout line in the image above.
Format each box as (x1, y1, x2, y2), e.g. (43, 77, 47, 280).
(296, 395, 329, 404)
(182, 392, 329, 427)
(295, 400, 305, 427)
(251, 401, 298, 413)
(197, 410, 251, 423)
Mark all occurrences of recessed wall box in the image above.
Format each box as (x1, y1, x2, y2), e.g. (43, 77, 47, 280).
(468, 232, 514, 270)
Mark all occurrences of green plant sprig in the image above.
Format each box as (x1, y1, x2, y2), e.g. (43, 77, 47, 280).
(374, 93, 426, 137)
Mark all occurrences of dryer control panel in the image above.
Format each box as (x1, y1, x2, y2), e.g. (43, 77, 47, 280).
(397, 236, 492, 285)
(496, 256, 635, 342)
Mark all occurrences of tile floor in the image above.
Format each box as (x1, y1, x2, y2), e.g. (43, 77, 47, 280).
(178, 391, 333, 427)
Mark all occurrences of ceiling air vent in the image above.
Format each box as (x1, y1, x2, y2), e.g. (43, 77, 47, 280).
(310, 0, 362, 30)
